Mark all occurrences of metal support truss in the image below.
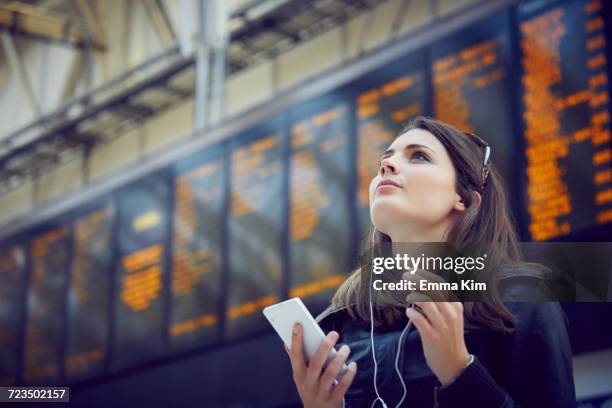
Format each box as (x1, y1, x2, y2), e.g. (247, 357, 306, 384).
(0, 0, 391, 195)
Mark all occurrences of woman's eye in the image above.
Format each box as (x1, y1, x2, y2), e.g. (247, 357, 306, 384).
(377, 151, 428, 167)
(410, 151, 429, 162)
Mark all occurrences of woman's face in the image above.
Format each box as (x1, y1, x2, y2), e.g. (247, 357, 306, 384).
(369, 128, 465, 241)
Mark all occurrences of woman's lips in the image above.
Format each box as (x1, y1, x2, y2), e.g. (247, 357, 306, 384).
(376, 179, 402, 190)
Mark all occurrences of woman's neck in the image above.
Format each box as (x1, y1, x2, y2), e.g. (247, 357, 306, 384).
(386, 221, 450, 243)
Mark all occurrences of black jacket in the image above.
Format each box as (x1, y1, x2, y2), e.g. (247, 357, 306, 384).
(315, 267, 576, 407)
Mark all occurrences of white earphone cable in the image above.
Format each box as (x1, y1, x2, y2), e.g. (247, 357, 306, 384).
(368, 266, 413, 408)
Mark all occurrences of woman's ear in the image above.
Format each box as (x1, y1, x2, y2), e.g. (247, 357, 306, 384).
(454, 191, 481, 212)
(454, 193, 466, 212)
(473, 191, 482, 208)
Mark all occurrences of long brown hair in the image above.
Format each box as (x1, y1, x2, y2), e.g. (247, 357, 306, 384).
(333, 116, 522, 333)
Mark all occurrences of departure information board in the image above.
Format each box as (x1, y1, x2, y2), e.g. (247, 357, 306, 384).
(112, 172, 170, 370)
(518, 0, 612, 241)
(0, 0, 610, 385)
(171, 144, 225, 350)
(0, 242, 26, 385)
(227, 120, 284, 338)
(65, 201, 114, 380)
(354, 51, 428, 241)
(289, 95, 352, 309)
(23, 225, 70, 384)
(432, 10, 515, 191)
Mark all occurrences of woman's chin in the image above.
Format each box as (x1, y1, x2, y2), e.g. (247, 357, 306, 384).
(370, 200, 405, 227)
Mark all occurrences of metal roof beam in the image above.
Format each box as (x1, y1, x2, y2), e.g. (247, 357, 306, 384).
(0, 1, 106, 50)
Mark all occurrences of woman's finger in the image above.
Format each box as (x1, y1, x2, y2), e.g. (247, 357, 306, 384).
(329, 362, 357, 403)
(402, 270, 451, 302)
(320, 344, 351, 393)
(437, 301, 461, 325)
(289, 323, 307, 383)
(413, 301, 446, 331)
(304, 331, 339, 390)
(405, 292, 433, 304)
(406, 306, 434, 338)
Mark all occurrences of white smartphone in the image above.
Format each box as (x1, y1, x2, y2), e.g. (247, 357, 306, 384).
(263, 297, 349, 379)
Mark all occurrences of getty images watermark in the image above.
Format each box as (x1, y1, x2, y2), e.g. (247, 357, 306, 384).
(371, 252, 489, 292)
(360, 242, 612, 302)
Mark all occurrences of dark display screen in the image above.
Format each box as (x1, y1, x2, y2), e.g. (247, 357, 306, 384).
(226, 119, 284, 338)
(289, 94, 352, 310)
(171, 144, 225, 350)
(112, 171, 171, 370)
(0, 242, 26, 385)
(431, 10, 515, 194)
(65, 201, 114, 380)
(518, 0, 612, 240)
(23, 225, 70, 383)
(353, 50, 429, 241)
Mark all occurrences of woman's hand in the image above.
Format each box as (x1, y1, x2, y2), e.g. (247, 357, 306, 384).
(403, 270, 471, 386)
(285, 323, 357, 408)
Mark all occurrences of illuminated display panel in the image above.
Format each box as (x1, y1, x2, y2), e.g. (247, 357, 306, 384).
(431, 11, 514, 194)
(518, 0, 612, 240)
(65, 201, 114, 380)
(0, 241, 26, 386)
(227, 119, 284, 338)
(288, 95, 352, 310)
(112, 171, 170, 370)
(23, 225, 70, 384)
(171, 144, 225, 350)
(353, 51, 428, 241)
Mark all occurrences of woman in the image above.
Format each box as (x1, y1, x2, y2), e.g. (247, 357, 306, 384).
(284, 116, 575, 407)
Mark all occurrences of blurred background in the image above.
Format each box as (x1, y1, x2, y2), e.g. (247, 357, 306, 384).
(0, 0, 611, 406)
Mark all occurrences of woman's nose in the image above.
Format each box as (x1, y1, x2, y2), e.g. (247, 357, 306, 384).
(380, 157, 398, 175)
